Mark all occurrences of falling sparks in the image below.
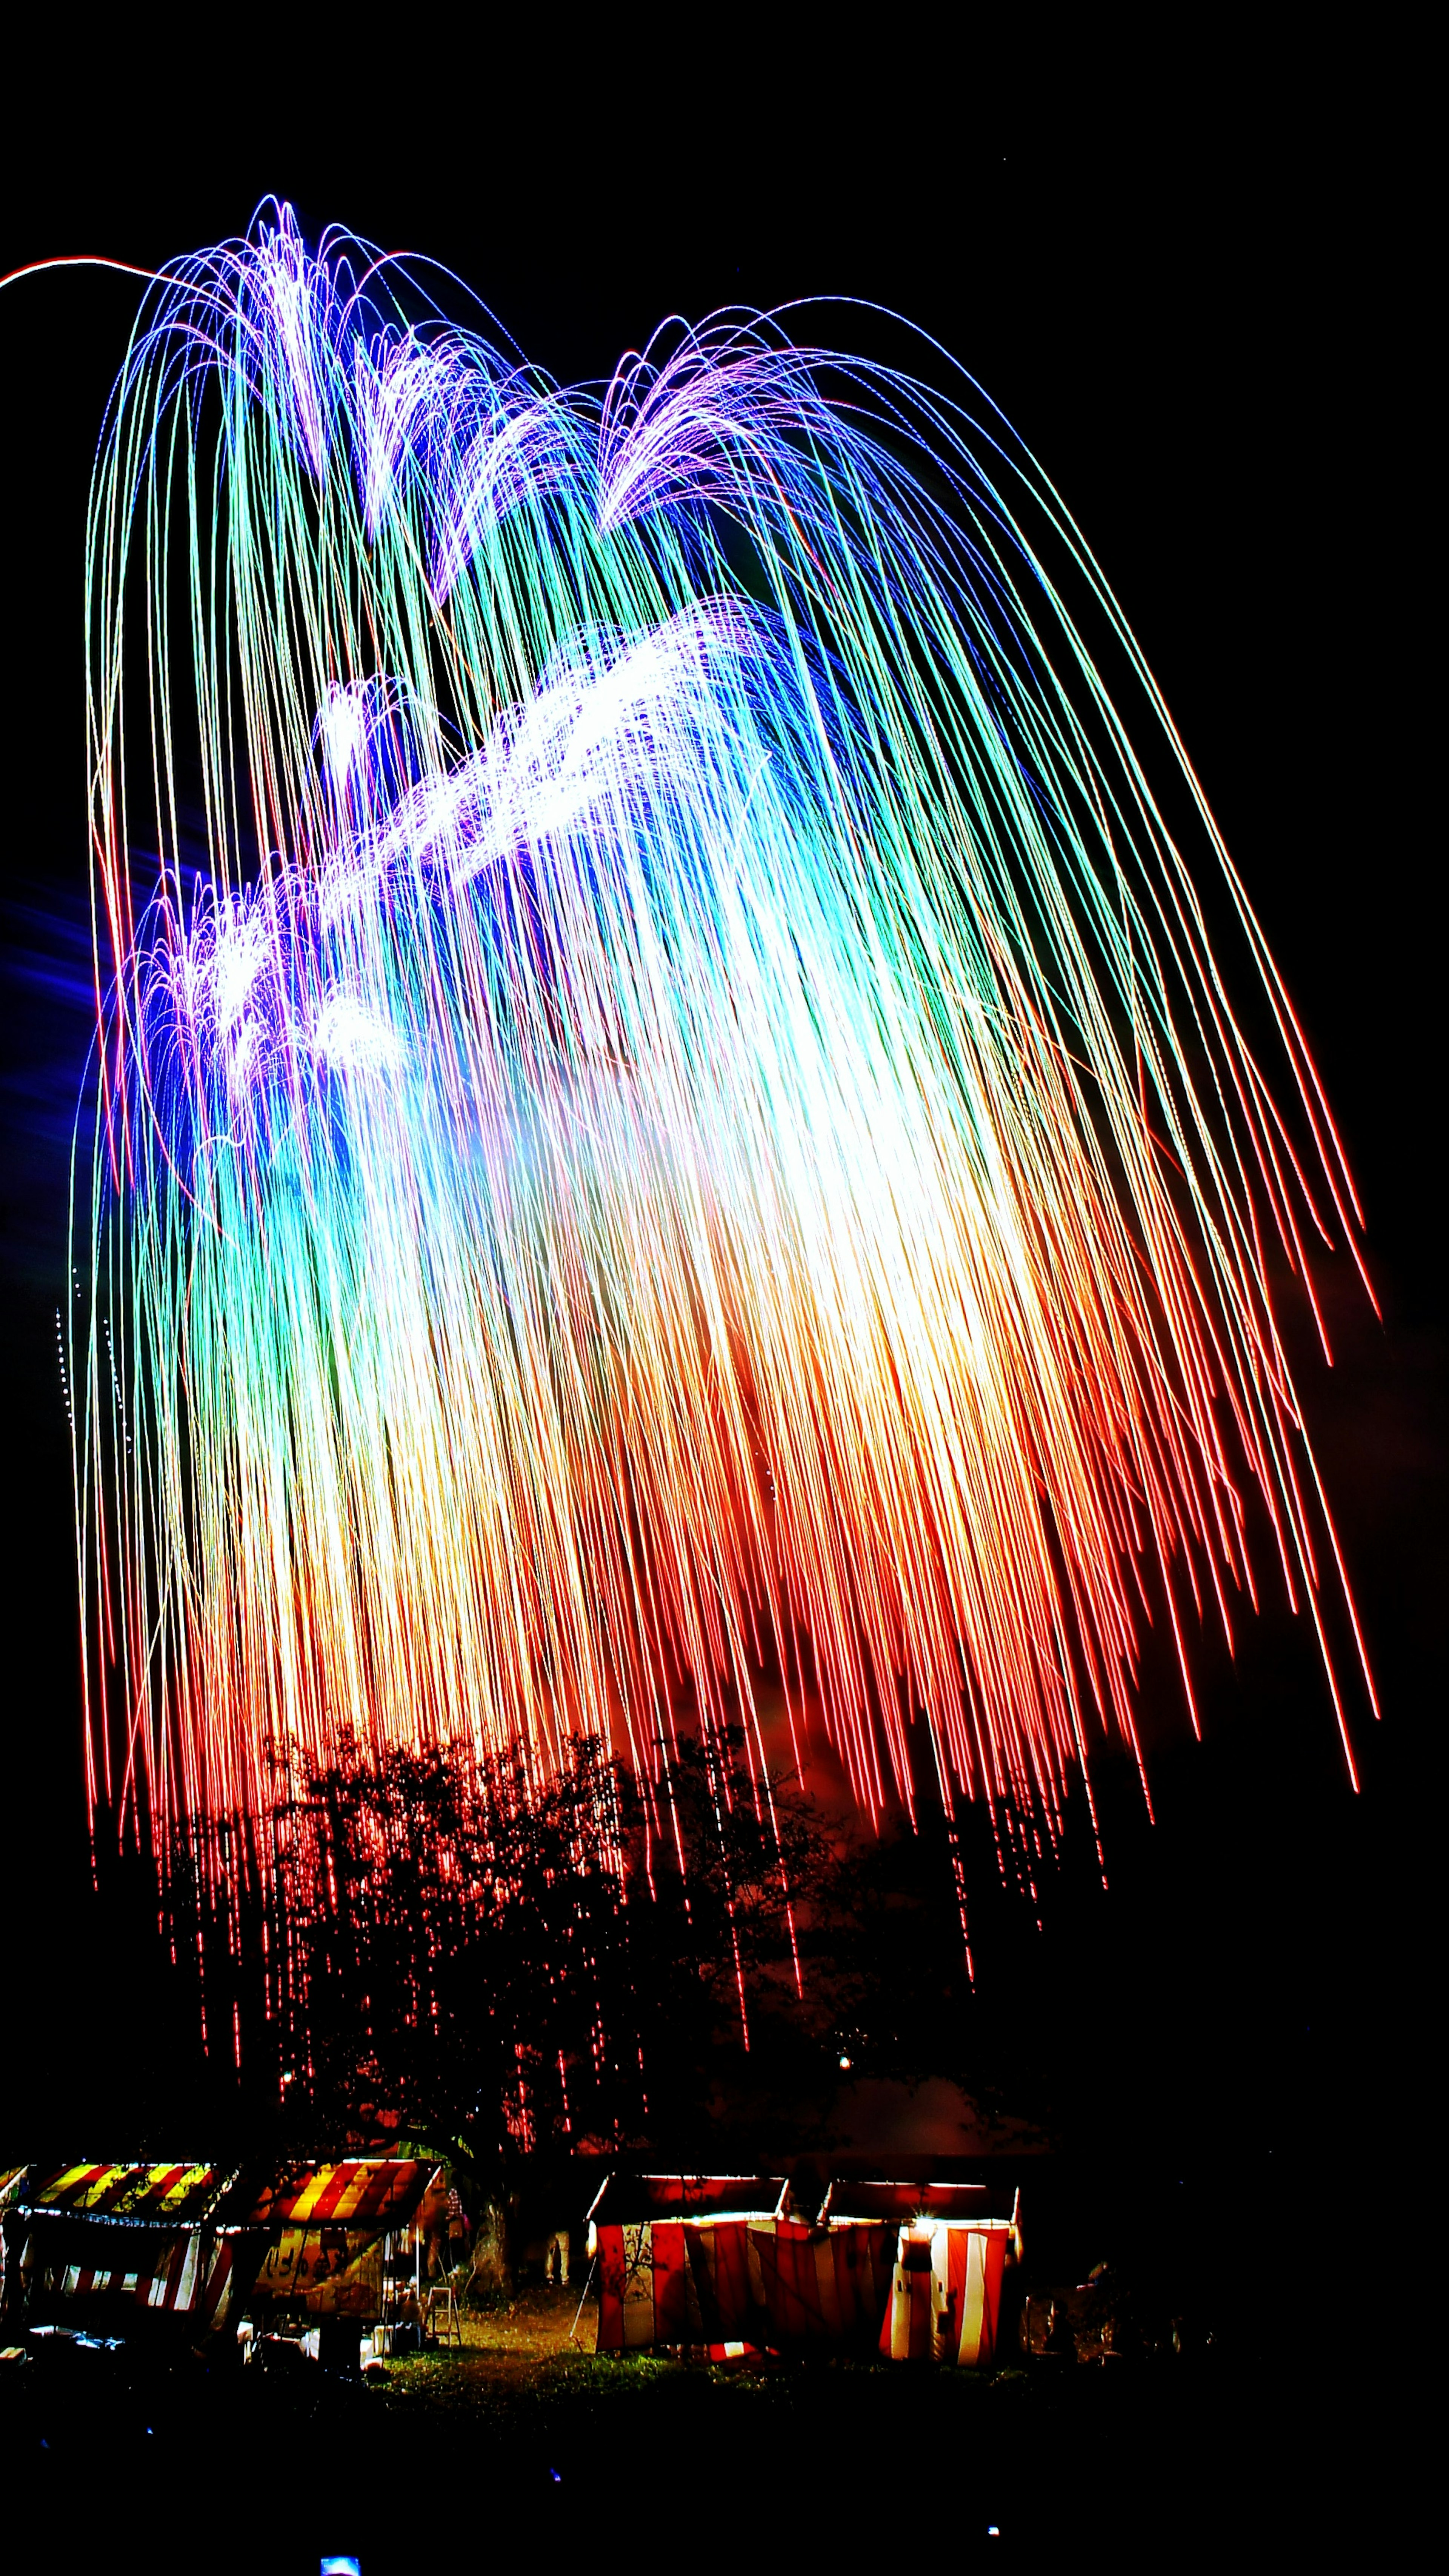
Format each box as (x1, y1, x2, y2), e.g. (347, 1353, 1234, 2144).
(71, 203, 1374, 1915)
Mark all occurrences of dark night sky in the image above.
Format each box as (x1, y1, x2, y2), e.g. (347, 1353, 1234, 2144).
(0, 46, 1437, 2194)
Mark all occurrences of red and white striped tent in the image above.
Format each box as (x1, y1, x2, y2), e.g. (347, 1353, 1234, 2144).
(828, 2180, 1022, 2368)
(588, 2173, 786, 2356)
(586, 2172, 1021, 2365)
(3, 2163, 260, 2345)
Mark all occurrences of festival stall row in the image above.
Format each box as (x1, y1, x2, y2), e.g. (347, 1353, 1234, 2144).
(0, 2159, 439, 2352)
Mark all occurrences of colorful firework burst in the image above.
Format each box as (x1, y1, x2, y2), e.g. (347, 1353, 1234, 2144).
(72, 202, 1374, 1929)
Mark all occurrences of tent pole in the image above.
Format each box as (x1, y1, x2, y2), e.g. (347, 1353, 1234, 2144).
(568, 2258, 597, 2348)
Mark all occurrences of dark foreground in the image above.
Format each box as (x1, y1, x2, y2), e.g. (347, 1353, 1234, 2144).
(0, 2289, 1403, 2570)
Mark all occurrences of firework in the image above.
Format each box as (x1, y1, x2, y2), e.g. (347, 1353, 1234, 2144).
(74, 203, 1373, 1898)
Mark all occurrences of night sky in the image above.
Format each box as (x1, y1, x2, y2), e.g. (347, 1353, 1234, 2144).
(0, 54, 1436, 2239)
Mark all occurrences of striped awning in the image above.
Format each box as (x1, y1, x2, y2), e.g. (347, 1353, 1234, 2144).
(240, 2161, 433, 2232)
(24, 2164, 237, 2226)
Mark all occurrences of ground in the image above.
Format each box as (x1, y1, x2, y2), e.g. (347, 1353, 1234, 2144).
(0, 2281, 1403, 2569)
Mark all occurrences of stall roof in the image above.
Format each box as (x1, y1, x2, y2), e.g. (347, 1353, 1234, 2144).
(22, 2164, 242, 2228)
(586, 2173, 788, 2226)
(823, 2180, 994, 2222)
(15, 2158, 435, 2239)
(585, 2171, 1021, 2229)
(237, 2160, 434, 2234)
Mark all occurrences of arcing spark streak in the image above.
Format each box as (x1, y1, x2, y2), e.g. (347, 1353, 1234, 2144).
(75, 204, 1374, 1890)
